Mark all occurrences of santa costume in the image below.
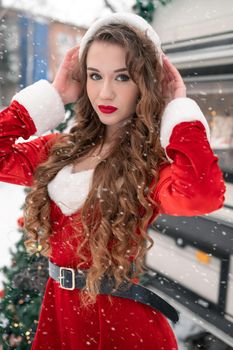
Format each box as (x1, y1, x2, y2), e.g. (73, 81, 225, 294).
(0, 13, 226, 350)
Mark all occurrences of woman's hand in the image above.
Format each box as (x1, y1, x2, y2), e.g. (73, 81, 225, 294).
(52, 45, 81, 105)
(161, 54, 186, 105)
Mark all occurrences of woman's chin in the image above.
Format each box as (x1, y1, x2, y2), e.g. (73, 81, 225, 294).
(97, 114, 132, 128)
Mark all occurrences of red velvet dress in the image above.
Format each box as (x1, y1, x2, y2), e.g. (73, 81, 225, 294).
(0, 100, 226, 350)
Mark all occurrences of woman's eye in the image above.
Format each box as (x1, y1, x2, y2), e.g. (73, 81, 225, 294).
(88, 73, 130, 81)
(116, 74, 130, 81)
(89, 73, 101, 80)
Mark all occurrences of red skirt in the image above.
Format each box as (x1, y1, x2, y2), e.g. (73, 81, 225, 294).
(31, 278, 178, 350)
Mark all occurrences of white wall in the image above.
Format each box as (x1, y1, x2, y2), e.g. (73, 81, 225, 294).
(152, 0, 233, 43)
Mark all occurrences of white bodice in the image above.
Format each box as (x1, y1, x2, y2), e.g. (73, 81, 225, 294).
(47, 164, 94, 216)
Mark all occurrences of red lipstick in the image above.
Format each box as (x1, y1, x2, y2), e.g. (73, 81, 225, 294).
(98, 105, 118, 114)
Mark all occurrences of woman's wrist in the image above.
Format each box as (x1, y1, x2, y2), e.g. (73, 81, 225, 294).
(52, 82, 66, 105)
(173, 85, 186, 99)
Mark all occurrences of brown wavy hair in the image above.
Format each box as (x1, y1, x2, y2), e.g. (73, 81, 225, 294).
(23, 23, 168, 305)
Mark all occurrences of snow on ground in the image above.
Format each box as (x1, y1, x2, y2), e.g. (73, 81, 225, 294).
(0, 182, 26, 289)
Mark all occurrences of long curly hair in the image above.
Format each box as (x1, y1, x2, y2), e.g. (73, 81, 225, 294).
(24, 23, 168, 305)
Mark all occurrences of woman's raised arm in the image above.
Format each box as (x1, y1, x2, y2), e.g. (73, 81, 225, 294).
(151, 56, 226, 217)
(0, 81, 65, 186)
(0, 46, 81, 187)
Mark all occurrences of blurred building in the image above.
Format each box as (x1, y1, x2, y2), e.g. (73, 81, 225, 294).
(0, 8, 85, 107)
(152, 0, 233, 150)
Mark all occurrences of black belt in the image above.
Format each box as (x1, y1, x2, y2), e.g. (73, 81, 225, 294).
(49, 260, 179, 323)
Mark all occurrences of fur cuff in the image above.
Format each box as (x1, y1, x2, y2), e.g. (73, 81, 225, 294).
(12, 80, 65, 136)
(160, 98, 211, 151)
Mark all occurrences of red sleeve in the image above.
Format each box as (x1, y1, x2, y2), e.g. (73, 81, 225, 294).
(153, 120, 226, 216)
(0, 100, 58, 187)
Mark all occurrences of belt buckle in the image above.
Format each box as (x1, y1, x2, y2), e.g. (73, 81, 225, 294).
(59, 267, 75, 290)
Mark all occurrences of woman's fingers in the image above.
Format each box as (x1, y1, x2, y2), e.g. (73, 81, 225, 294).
(161, 54, 186, 101)
(61, 45, 80, 71)
(163, 56, 185, 86)
(70, 46, 80, 62)
(66, 45, 80, 58)
(163, 55, 184, 85)
(52, 45, 82, 104)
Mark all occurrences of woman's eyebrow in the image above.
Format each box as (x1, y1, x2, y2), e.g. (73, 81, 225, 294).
(87, 67, 128, 72)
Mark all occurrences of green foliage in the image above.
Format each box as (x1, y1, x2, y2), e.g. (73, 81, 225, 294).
(0, 229, 48, 349)
(133, 0, 172, 23)
(158, 0, 172, 5)
(52, 103, 75, 133)
(133, 0, 155, 23)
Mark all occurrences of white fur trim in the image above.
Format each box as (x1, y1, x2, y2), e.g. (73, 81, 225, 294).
(160, 98, 211, 163)
(48, 165, 94, 216)
(12, 80, 65, 136)
(79, 12, 163, 64)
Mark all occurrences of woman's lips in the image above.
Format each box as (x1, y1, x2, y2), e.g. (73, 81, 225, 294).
(98, 105, 118, 114)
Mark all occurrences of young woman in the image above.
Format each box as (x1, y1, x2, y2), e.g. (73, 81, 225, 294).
(0, 12, 226, 350)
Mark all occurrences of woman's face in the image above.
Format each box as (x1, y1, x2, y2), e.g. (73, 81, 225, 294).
(86, 41, 139, 138)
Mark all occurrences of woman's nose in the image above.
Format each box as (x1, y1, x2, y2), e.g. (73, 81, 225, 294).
(99, 80, 115, 100)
